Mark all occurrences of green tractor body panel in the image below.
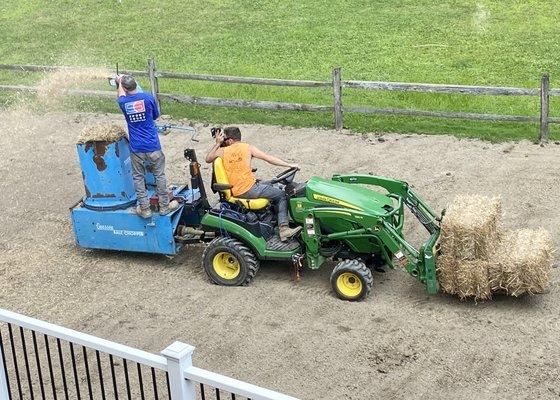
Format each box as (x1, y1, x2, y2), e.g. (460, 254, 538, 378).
(304, 177, 394, 214)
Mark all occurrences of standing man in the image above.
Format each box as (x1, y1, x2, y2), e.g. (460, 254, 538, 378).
(115, 74, 178, 218)
(205, 127, 302, 241)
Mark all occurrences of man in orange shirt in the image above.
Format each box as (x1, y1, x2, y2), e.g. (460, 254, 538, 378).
(205, 127, 301, 241)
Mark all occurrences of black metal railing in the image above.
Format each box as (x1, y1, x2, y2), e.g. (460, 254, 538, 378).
(0, 322, 171, 400)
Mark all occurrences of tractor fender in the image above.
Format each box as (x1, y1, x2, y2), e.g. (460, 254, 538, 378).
(201, 213, 267, 258)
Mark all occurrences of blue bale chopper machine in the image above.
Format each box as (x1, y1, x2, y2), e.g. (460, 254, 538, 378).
(70, 126, 213, 256)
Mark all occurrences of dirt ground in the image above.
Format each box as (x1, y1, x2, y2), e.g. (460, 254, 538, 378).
(1, 109, 559, 400)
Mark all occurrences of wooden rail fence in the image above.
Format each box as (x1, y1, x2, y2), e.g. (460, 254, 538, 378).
(0, 60, 556, 142)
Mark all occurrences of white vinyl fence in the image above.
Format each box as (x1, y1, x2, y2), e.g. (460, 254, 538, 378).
(0, 308, 299, 400)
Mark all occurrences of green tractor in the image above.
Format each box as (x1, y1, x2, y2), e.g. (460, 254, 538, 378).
(200, 158, 443, 301)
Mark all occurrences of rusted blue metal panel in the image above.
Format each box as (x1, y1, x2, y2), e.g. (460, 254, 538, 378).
(77, 138, 136, 210)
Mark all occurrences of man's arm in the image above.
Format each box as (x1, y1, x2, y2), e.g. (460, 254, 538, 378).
(116, 75, 126, 98)
(250, 146, 298, 169)
(205, 132, 225, 163)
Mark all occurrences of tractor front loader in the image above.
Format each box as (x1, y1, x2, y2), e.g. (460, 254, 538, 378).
(306, 174, 442, 296)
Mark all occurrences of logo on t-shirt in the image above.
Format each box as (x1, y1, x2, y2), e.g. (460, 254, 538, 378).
(125, 100, 146, 122)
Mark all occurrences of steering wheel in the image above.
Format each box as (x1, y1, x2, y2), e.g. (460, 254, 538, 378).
(269, 167, 299, 185)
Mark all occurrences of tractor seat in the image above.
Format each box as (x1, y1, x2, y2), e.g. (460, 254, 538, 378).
(212, 157, 270, 210)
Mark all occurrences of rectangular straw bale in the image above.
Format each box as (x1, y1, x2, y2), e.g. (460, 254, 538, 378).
(77, 124, 127, 143)
(489, 228, 554, 296)
(436, 255, 491, 300)
(454, 260, 492, 301)
(440, 194, 502, 260)
(436, 254, 458, 295)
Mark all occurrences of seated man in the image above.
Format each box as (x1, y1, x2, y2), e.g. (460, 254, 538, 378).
(205, 127, 301, 242)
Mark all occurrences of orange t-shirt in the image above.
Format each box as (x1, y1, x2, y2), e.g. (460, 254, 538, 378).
(223, 142, 256, 196)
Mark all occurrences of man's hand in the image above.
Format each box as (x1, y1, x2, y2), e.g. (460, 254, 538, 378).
(215, 131, 226, 145)
(114, 75, 124, 89)
(205, 132, 226, 163)
(115, 75, 126, 97)
(289, 163, 299, 170)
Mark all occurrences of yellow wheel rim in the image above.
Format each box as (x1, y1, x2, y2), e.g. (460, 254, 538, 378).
(213, 252, 241, 280)
(336, 272, 363, 298)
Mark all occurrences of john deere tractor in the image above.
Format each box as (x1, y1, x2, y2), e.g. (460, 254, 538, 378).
(201, 158, 443, 301)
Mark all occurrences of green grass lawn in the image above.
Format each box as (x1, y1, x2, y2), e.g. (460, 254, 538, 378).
(1, 0, 559, 141)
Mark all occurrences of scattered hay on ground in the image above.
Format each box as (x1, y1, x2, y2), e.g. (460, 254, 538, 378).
(78, 124, 127, 143)
(0, 98, 38, 133)
(440, 194, 502, 260)
(489, 229, 554, 296)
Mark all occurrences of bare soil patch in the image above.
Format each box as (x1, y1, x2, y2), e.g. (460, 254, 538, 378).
(1, 110, 559, 399)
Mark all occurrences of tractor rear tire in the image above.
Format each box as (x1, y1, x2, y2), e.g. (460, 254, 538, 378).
(330, 259, 373, 301)
(202, 237, 260, 286)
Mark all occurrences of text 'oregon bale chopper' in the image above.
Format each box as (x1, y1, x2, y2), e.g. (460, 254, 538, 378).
(71, 131, 443, 301)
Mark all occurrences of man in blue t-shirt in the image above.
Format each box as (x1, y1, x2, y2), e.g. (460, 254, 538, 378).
(116, 75, 179, 218)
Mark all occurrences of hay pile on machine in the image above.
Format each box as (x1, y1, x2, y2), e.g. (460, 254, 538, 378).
(437, 195, 554, 300)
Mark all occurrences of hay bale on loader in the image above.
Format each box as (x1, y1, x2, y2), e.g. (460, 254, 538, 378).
(489, 229, 554, 296)
(439, 194, 502, 260)
(77, 124, 127, 143)
(438, 255, 492, 300)
(436, 195, 501, 300)
(436, 194, 554, 301)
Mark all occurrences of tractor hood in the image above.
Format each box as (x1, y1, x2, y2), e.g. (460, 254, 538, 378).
(306, 177, 394, 214)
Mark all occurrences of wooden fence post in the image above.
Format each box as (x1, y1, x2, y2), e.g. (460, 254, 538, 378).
(162, 342, 196, 400)
(540, 73, 550, 143)
(332, 67, 343, 130)
(148, 57, 161, 113)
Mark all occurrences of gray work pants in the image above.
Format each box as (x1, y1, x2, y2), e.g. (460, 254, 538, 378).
(130, 150, 169, 209)
(238, 182, 289, 225)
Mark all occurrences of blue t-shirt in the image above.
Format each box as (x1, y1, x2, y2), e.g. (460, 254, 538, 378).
(117, 92, 161, 153)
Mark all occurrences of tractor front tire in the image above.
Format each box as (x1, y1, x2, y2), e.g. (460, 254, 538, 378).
(202, 237, 260, 286)
(330, 259, 373, 301)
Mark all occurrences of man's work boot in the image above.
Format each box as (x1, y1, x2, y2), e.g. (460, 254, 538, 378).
(159, 200, 180, 216)
(279, 224, 302, 242)
(136, 205, 152, 219)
